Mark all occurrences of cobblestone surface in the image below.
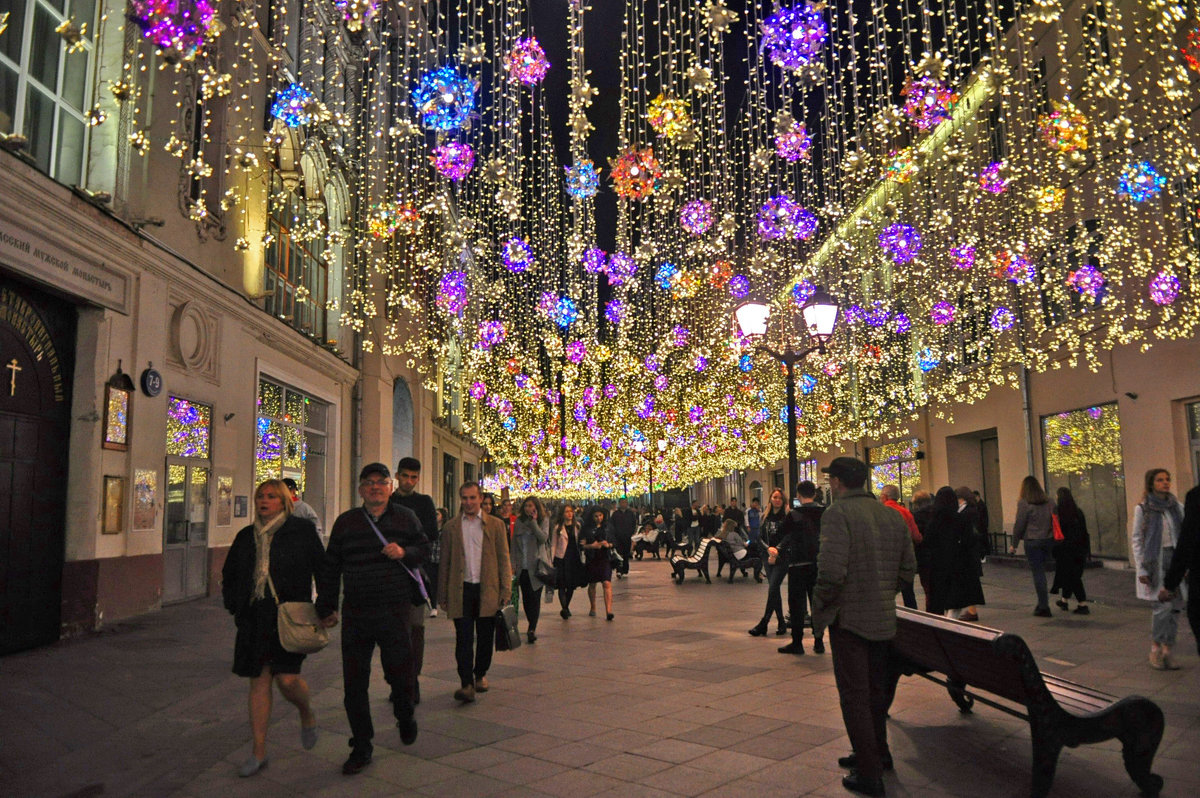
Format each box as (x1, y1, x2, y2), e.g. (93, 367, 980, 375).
(2, 557, 1196, 797)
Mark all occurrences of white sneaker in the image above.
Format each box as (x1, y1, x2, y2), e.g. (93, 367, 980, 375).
(429, 608, 439, 618)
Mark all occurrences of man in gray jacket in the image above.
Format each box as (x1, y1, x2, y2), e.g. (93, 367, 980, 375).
(813, 457, 916, 798)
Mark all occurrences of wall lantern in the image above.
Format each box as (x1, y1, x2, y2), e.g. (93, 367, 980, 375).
(102, 361, 135, 451)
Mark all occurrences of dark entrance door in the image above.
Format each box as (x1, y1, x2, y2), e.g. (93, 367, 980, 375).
(0, 281, 75, 654)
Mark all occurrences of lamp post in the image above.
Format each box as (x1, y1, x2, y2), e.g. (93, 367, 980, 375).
(734, 290, 840, 496)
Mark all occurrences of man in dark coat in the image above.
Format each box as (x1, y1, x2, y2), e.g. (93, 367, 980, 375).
(609, 498, 637, 578)
(777, 480, 825, 655)
(317, 463, 428, 775)
(390, 457, 439, 706)
(1161, 484, 1200, 655)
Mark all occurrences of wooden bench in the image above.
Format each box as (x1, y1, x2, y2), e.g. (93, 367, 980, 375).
(713, 541, 762, 583)
(669, 538, 715, 583)
(889, 607, 1164, 798)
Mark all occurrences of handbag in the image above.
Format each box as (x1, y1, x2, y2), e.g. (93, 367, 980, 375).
(267, 573, 329, 654)
(535, 558, 558, 588)
(494, 604, 521, 652)
(1051, 512, 1065, 542)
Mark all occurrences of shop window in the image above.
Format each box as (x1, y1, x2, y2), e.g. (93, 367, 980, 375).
(1041, 403, 1127, 558)
(166, 397, 211, 458)
(0, 0, 95, 184)
(264, 168, 330, 341)
(255, 376, 328, 520)
(1188, 401, 1200, 486)
(866, 439, 923, 505)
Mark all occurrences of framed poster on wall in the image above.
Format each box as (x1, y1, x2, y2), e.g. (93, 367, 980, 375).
(133, 468, 157, 530)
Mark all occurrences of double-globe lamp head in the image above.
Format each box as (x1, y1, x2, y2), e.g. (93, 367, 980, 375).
(734, 289, 839, 344)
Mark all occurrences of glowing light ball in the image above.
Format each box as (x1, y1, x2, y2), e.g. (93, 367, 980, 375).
(902, 75, 957, 131)
(436, 270, 468, 316)
(689, 406, 704, 423)
(1118, 161, 1166, 203)
(792, 280, 816, 306)
(478, 321, 506, 348)
(884, 148, 917, 182)
(1087, 406, 1103, 420)
(595, 345, 612, 362)
(603, 384, 619, 398)
(129, 0, 216, 59)
(893, 313, 912, 335)
(930, 301, 956, 325)
(864, 302, 889, 328)
(738, 354, 754, 372)
(564, 160, 600, 199)
(757, 196, 816, 240)
(775, 122, 812, 161)
(761, 3, 828, 73)
(978, 161, 1008, 194)
(1184, 26, 1200, 74)
(506, 37, 550, 85)
(607, 251, 637, 285)
(395, 204, 422, 236)
(610, 147, 662, 200)
(502, 417, 517, 431)
(335, 0, 378, 32)
(679, 199, 714, 235)
(1149, 271, 1181, 306)
(604, 300, 625, 325)
(1038, 102, 1089, 153)
(573, 403, 588, 422)
(431, 142, 474, 180)
(1035, 186, 1066, 214)
(795, 373, 817, 395)
(501, 237, 535, 273)
(709, 260, 733, 288)
(990, 307, 1016, 331)
(505, 358, 521, 375)
(879, 223, 922, 264)
(672, 326, 689, 347)
(537, 291, 558, 317)
(995, 249, 1034, 284)
(1067, 264, 1105, 299)
(412, 66, 476, 131)
(728, 275, 750, 298)
(368, 202, 398, 239)
(645, 355, 660, 372)
(694, 355, 709, 372)
(671, 270, 699, 299)
(565, 341, 587, 363)
(654, 375, 669, 391)
(582, 247, 607, 275)
(553, 297, 578, 328)
(647, 94, 692, 139)
(469, 381, 487, 400)
(271, 83, 317, 127)
(951, 244, 975, 270)
(916, 348, 940, 372)
(654, 262, 680, 291)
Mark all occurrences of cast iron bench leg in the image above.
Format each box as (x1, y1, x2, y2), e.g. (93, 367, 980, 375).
(946, 679, 974, 714)
(1109, 697, 1164, 796)
(1029, 721, 1063, 798)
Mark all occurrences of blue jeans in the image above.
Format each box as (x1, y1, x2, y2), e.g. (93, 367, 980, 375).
(757, 562, 787, 629)
(1025, 538, 1053, 610)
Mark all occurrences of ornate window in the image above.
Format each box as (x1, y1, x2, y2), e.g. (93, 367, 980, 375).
(264, 167, 330, 341)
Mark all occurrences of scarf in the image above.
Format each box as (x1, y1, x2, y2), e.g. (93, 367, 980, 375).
(252, 512, 288, 601)
(1140, 493, 1183, 560)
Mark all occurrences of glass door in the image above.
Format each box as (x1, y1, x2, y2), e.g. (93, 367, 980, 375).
(163, 461, 209, 603)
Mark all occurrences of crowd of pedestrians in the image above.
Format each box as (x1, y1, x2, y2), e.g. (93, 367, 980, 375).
(219, 452, 1198, 792)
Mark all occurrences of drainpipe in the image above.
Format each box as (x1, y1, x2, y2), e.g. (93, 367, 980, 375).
(1019, 365, 1035, 477)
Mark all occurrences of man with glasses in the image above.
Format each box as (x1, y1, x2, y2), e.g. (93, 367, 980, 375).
(316, 463, 428, 776)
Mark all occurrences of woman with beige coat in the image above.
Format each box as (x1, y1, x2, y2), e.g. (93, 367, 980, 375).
(436, 482, 513, 703)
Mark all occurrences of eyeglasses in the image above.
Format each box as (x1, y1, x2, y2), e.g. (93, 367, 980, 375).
(361, 478, 390, 487)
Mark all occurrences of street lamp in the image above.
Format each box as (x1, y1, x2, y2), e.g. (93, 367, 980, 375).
(734, 289, 840, 496)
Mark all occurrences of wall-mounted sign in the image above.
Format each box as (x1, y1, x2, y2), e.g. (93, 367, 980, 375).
(140, 365, 162, 397)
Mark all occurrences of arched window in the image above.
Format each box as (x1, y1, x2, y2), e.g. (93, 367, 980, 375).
(392, 377, 415, 468)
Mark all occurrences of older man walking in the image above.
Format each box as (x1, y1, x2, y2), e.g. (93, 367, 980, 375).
(813, 458, 916, 798)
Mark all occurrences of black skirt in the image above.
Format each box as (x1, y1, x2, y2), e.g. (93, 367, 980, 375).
(232, 597, 306, 677)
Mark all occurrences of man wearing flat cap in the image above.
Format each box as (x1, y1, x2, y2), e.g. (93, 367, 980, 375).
(316, 463, 428, 775)
(812, 456, 916, 798)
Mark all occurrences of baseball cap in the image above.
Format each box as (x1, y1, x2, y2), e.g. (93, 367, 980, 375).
(822, 456, 869, 486)
(359, 462, 391, 481)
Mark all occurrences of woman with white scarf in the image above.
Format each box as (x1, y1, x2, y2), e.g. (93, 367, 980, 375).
(221, 479, 325, 776)
(1132, 468, 1186, 670)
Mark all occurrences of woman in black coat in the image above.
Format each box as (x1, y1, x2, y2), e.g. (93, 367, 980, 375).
(221, 479, 325, 777)
(1052, 487, 1091, 613)
(552, 503, 587, 618)
(580, 506, 616, 620)
(923, 487, 962, 615)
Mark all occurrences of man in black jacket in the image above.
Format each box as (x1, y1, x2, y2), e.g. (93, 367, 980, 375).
(609, 498, 637, 578)
(317, 463, 427, 775)
(390, 457, 439, 706)
(1161, 484, 1200, 655)
(777, 481, 825, 655)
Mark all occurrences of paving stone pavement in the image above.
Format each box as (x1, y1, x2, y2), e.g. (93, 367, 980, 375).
(1, 558, 1197, 798)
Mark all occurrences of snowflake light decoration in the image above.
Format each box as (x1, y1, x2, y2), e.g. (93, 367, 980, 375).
(564, 159, 600, 199)
(799, 374, 817, 394)
(431, 142, 474, 180)
(582, 247, 607, 275)
(1038, 102, 1089, 153)
(884, 148, 917, 182)
(478, 321, 506, 349)
(647, 94, 692, 139)
(679, 199, 714, 235)
(671, 270, 699, 299)
(1035, 186, 1066, 214)
(672, 326, 690, 347)
(469, 381, 487, 400)
(654, 262, 680, 290)
(761, 3, 828, 74)
(1067, 264, 1106, 299)
(728, 275, 750, 298)
(775, 122, 812, 161)
(916, 348, 940, 372)
(412, 66, 476, 131)
(738, 354, 754, 373)
(792, 280, 816, 306)
(995, 249, 1035, 284)
(501, 237, 535, 273)
(270, 83, 316, 127)
(879, 223, 922, 264)
(610, 147, 662, 200)
(950, 244, 976, 270)
(978, 161, 1008, 194)
(436, 271, 468, 316)
(603, 298, 624, 324)
(1118, 161, 1166, 203)
(506, 37, 550, 85)
(902, 75, 957, 131)
(129, 0, 216, 60)
(1149, 271, 1181, 306)
(756, 196, 817, 241)
(990, 306, 1016, 331)
(930, 301, 956, 325)
(553, 297, 578, 328)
